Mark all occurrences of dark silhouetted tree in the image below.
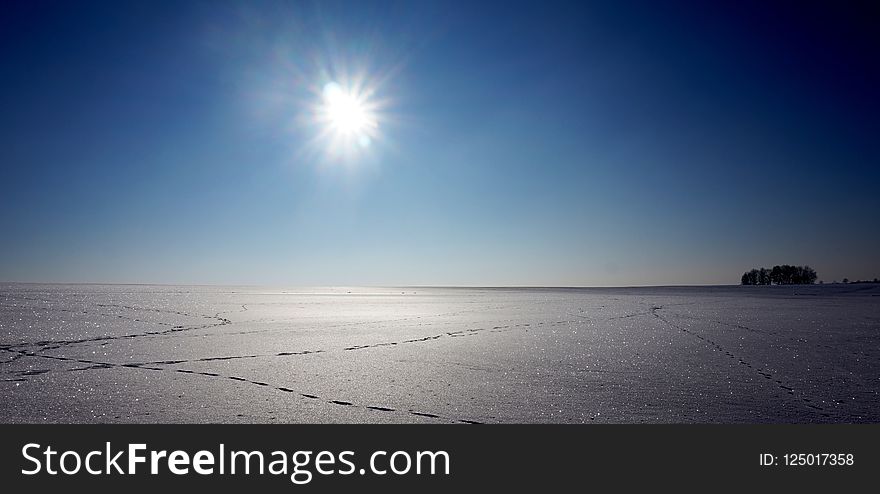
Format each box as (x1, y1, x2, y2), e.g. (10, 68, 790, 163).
(799, 265, 817, 284)
(741, 269, 759, 285)
(741, 264, 818, 285)
(770, 265, 782, 285)
(781, 265, 795, 284)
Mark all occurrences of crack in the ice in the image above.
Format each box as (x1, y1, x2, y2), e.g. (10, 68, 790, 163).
(341, 321, 547, 351)
(0, 298, 236, 358)
(667, 312, 776, 335)
(3, 345, 486, 424)
(651, 306, 832, 419)
(130, 349, 324, 367)
(0, 296, 525, 423)
(166, 307, 506, 341)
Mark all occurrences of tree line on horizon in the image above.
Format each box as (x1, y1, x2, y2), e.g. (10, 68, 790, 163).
(741, 265, 817, 285)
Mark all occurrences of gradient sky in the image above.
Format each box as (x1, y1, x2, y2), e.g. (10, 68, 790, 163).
(1, 0, 878, 286)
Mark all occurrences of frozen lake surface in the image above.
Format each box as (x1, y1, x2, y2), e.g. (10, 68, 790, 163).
(1, 284, 879, 423)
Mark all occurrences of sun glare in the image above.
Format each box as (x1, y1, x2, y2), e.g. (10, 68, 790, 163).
(322, 82, 371, 134)
(313, 80, 379, 157)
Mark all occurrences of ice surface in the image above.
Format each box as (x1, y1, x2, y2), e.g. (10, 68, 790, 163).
(1, 284, 878, 423)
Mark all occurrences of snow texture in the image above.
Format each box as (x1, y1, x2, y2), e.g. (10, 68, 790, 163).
(2, 284, 878, 423)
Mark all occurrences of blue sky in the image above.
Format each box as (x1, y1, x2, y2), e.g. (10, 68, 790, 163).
(1, 0, 877, 285)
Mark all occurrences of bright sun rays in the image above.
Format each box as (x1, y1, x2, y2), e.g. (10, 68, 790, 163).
(252, 46, 394, 164)
(310, 76, 384, 160)
(321, 82, 374, 136)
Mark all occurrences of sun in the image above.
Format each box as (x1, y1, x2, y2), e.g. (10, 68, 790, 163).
(303, 69, 387, 161)
(316, 81, 378, 153)
(321, 82, 372, 134)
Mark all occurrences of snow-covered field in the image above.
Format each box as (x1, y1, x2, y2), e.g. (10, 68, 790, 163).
(1, 284, 878, 423)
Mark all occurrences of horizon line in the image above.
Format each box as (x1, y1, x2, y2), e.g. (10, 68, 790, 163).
(0, 280, 844, 289)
